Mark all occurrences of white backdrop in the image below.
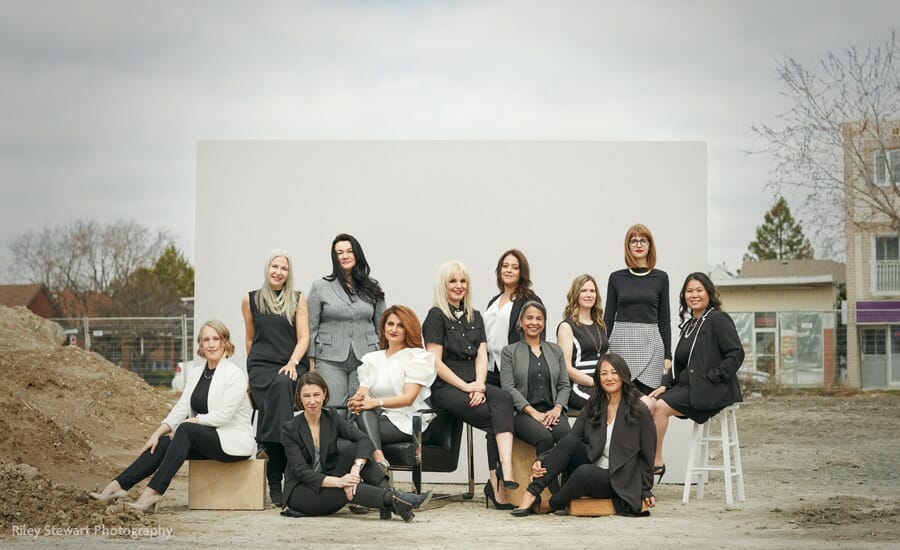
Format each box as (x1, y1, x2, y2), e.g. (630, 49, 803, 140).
(195, 140, 706, 484)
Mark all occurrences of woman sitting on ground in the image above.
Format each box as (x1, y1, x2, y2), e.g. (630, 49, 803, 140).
(89, 320, 255, 512)
(512, 353, 656, 517)
(281, 372, 431, 521)
(348, 305, 436, 472)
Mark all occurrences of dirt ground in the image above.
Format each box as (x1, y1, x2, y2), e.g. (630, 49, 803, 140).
(1, 306, 899, 548)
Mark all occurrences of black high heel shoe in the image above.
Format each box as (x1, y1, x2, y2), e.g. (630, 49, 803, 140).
(483, 482, 515, 510)
(496, 463, 519, 490)
(510, 493, 541, 517)
(653, 464, 666, 483)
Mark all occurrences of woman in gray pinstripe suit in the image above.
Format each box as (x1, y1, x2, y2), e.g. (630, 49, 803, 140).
(307, 234, 386, 409)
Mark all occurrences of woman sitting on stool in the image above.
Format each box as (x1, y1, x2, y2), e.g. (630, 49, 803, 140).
(512, 353, 656, 517)
(648, 272, 744, 481)
(89, 320, 254, 512)
(281, 372, 431, 521)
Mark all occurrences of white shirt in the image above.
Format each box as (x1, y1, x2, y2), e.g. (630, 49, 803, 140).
(484, 298, 513, 372)
(357, 348, 437, 434)
(594, 418, 616, 470)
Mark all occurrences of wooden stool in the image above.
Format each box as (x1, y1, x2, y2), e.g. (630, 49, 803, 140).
(505, 439, 552, 507)
(567, 497, 649, 516)
(188, 458, 267, 510)
(682, 404, 746, 505)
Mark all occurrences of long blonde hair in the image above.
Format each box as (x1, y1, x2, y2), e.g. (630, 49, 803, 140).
(255, 249, 298, 324)
(433, 260, 475, 322)
(563, 274, 605, 331)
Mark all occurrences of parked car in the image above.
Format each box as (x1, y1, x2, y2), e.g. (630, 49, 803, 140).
(171, 360, 196, 392)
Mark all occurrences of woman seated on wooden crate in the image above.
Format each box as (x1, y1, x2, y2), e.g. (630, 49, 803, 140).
(511, 353, 656, 517)
(89, 320, 255, 512)
(281, 371, 431, 521)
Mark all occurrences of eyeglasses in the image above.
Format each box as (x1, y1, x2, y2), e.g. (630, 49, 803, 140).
(629, 238, 649, 247)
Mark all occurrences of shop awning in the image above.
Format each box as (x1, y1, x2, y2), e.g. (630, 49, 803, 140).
(856, 301, 900, 324)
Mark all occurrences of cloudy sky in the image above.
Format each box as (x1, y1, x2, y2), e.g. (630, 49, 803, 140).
(1, 0, 897, 281)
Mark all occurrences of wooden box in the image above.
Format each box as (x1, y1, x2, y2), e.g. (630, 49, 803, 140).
(567, 497, 649, 516)
(188, 458, 266, 510)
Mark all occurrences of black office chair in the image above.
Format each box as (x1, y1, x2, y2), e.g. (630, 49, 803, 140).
(381, 408, 474, 498)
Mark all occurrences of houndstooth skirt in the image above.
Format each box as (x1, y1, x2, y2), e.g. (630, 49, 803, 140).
(608, 321, 665, 388)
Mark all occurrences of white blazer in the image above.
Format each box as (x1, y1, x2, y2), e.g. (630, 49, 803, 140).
(162, 357, 255, 457)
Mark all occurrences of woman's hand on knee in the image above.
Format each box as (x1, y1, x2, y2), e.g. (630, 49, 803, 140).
(531, 460, 546, 478)
(648, 386, 666, 399)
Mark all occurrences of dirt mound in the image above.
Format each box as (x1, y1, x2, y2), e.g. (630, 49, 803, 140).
(0, 306, 175, 532)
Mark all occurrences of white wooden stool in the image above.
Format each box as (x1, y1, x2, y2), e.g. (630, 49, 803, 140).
(682, 404, 745, 505)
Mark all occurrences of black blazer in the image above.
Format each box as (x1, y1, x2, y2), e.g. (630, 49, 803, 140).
(281, 407, 375, 500)
(486, 292, 545, 345)
(663, 309, 744, 410)
(568, 401, 656, 514)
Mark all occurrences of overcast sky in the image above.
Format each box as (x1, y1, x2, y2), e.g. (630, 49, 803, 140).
(1, 0, 897, 282)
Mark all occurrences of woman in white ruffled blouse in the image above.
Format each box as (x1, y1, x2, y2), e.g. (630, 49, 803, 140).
(348, 305, 436, 470)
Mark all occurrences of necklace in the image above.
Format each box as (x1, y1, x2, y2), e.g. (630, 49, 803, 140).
(202, 366, 214, 380)
(683, 309, 710, 339)
(583, 322, 602, 355)
(450, 303, 465, 320)
(628, 267, 651, 277)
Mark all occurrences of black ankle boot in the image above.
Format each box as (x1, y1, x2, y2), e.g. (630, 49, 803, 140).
(390, 488, 433, 522)
(269, 484, 283, 508)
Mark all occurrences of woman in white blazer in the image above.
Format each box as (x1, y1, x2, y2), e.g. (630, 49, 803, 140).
(89, 320, 254, 512)
(307, 233, 386, 408)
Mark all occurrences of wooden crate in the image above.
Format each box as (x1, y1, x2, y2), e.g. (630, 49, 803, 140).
(188, 458, 266, 510)
(567, 497, 649, 516)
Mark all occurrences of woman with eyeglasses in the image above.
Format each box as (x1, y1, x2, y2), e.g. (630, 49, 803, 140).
(604, 224, 671, 406)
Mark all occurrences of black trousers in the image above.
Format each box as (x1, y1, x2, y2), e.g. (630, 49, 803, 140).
(513, 411, 571, 455)
(285, 442, 390, 516)
(526, 434, 614, 510)
(356, 410, 412, 450)
(115, 423, 249, 494)
(249, 371, 297, 487)
(430, 382, 514, 468)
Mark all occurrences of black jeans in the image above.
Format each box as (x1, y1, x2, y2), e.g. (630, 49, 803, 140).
(513, 411, 571, 455)
(526, 434, 614, 510)
(115, 423, 249, 494)
(430, 382, 514, 468)
(285, 442, 390, 516)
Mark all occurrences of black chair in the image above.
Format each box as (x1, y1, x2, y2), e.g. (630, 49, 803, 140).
(381, 408, 474, 498)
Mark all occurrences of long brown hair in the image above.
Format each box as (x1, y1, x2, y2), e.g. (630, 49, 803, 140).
(494, 249, 536, 300)
(378, 305, 424, 350)
(562, 274, 606, 331)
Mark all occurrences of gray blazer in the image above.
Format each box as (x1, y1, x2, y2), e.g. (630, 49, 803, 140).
(500, 340, 570, 413)
(307, 278, 385, 362)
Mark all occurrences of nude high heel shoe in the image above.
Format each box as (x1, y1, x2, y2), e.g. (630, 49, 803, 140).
(129, 491, 164, 513)
(89, 481, 128, 502)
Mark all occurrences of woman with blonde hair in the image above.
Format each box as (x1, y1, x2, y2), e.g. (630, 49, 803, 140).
(605, 224, 671, 402)
(89, 321, 254, 512)
(557, 274, 609, 412)
(422, 261, 518, 509)
(241, 249, 310, 506)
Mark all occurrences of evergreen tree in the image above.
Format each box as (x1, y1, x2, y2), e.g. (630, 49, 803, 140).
(744, 197, 814, 261)
(152, 245, 195, 297)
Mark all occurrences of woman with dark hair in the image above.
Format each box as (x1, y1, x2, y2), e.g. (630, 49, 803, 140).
(281, 372, 431, 521)
(90, 321, 254, 512)
(500, 301, 570, 457)
(557, 274, 609, 411)
(422, 260, 519, 507)
(484, 249, 543, 388)
(511, 353, 656, 517)
(605, 224, 671, 402)
(307, 233, 386, 410)
(649, 272, 744, 481)
(241, 249, 310, 506)
(349, 305, 436, 471)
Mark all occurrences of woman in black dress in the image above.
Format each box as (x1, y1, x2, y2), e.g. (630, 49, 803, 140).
(281, 372, 431, 521)
(557, 274, 609, 412)
(241, 249, 310, 506)
(649, 272, 744, 481)
(422, 260, 518, 509)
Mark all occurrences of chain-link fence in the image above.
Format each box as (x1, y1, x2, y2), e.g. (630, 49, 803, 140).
(52, 316, 194, 386)
(728, 310, 844, 391)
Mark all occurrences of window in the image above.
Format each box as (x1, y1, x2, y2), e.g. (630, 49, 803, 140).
(875, 235, 900, 293)
(874, 149, 900, 186)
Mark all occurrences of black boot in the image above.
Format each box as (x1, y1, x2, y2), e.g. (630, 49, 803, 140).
(390, 488, 433, 523)
(269, 484, 283, 508)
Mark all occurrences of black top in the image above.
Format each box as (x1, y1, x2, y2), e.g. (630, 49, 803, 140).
(526, 350, 554, 412)
(422, 305, 486, 385)
(559, 318, 608, 400)
(247, 289, 299, 369)
(190, 366, 213, 414)
(604, 268, 672, 359)
(486, 292, 545, 345)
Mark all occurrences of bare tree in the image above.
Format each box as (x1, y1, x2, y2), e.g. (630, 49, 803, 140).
(8, 220, 171, 315)
(752, 31, 900, 260)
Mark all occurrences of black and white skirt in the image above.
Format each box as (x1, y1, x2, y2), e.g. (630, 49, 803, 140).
(608, 321, 664, 388)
